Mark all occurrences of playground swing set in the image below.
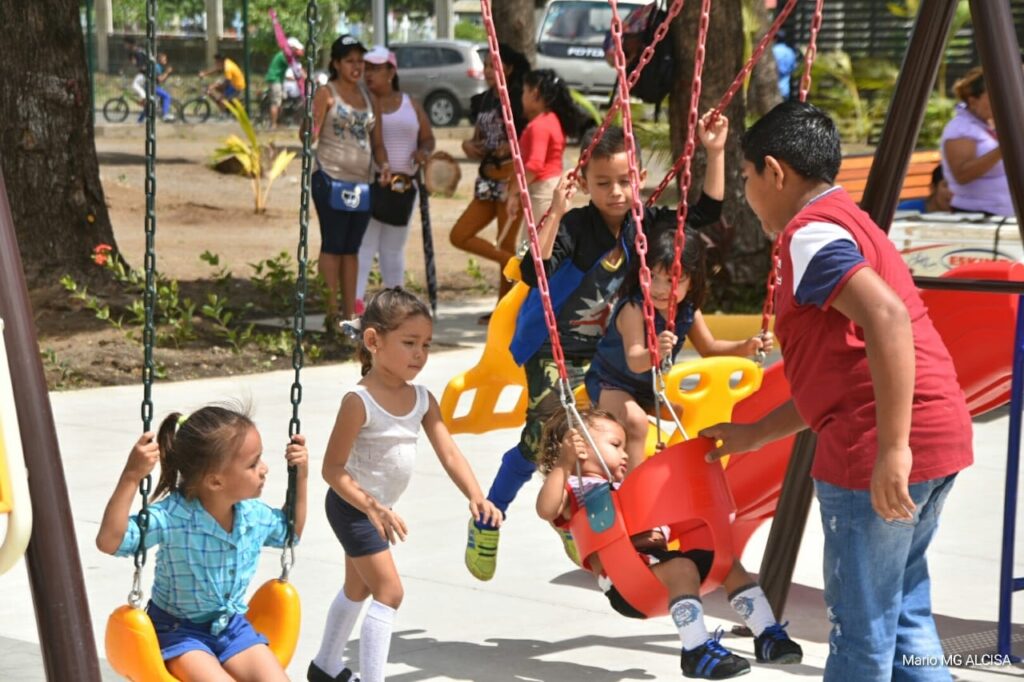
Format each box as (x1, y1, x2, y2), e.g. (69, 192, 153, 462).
(1, 0, 1024, 680)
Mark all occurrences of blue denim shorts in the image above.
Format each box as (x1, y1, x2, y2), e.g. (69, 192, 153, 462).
(147, 601, 268, 663)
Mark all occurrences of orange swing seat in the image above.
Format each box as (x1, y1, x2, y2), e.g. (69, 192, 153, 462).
(105, 578, 300, 681)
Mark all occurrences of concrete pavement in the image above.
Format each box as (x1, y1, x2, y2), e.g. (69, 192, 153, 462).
(1, 300, 1023, 680)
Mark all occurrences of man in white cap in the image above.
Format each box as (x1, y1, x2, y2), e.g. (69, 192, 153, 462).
(265, 36, 305, 128)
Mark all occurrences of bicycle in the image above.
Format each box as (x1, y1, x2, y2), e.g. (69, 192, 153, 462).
(101, 76, 183, 124)
(179, 77, 214, 124)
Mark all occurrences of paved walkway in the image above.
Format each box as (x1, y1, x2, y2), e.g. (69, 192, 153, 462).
(1, 301, 1023, 680)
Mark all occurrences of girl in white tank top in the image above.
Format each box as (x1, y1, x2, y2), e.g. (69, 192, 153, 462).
(312, 288, 500, 682)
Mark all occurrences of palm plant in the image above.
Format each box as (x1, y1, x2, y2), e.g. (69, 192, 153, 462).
(213, 98, 297, 214)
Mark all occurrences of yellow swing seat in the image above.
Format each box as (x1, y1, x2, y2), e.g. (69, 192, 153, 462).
(105, 578, 300, 681)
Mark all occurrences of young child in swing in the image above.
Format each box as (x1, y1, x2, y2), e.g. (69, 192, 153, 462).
(586, 224, 771, 469)
(96, 405, 309, 681)
(310, 287, 502, 682)
(465, 115, 728, 582)
(537, 408, 754, 679)
(700, 101, 973, 681)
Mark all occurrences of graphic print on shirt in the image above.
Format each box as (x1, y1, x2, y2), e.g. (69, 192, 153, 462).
(332, 102, 371, 150)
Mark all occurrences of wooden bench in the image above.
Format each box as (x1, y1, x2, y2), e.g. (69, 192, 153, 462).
(835, 149, 942, 203)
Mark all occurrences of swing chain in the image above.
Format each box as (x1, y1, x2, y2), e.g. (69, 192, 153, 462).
(799, 0, 825, 103)
(647, 0, 801, 205)
(481, 0, 571, 383)
(534, 0, 686, 243)
(132, 0, 159, 593)
(665, 0, 712, 333)
(609, 0, 659, 378)
(758, 0, 823, 359)
(283, 0, 320, 555)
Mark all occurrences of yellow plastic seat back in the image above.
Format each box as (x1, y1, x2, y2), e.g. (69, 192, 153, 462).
(0, 318, 31, 576)
(662, 356, 763, 445)
(440, 259, 530, 434)
(104, 579, 300, 679)
(246, 578, 301, 667)
(105, 605, 178, 682)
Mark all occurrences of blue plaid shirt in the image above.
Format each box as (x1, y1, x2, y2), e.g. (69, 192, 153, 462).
(116, 492, 292, 633)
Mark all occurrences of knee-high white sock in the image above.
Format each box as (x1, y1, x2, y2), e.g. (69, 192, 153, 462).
(728, 583, 776, 637)
(670, 595, 710, 650)
(313, 589, 367, 676)
(359, 600, 397, 682)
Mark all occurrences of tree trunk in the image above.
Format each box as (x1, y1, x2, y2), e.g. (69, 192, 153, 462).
(668, 0, 770, 299)
(0, 0, 117, 286)
(492, 0, 536, 62)
(746, 0, 782, 119)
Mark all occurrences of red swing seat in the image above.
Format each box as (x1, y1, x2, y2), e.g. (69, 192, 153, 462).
(568, 437, 736, 617)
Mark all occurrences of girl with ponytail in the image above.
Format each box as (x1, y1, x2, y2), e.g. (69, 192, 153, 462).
(508, 68, 579, 241)
(310, 287, 500, 682)
(96, 404, 309, 680)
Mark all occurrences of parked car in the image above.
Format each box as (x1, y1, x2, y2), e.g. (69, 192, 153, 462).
(534, 0, 646, 101)
(390, 40, 489, 127)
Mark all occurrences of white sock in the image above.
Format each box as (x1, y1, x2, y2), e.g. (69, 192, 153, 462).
(313, 588, 367, 677)
(728, 583, 776, 637)
(670, 595, 710, 650)
(359, 600, 397, 682)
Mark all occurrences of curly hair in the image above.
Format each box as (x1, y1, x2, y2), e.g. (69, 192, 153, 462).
(537, 408, 621, 476)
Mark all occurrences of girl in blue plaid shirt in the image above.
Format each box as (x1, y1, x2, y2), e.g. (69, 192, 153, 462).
(97, 404, 308, 681)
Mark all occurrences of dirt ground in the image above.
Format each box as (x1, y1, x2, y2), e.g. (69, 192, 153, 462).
(35, 120, 556, 390)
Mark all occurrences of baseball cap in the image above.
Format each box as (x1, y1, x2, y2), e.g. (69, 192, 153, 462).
(287, 37, 304, 53)
(331, 34, 367, 60)
(364, 46, 397, 68)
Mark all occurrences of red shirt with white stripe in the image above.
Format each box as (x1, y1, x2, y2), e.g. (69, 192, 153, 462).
(774, 187, 973, 489)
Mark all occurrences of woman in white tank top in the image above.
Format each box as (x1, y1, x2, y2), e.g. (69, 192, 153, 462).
(356, 47, 436, 310)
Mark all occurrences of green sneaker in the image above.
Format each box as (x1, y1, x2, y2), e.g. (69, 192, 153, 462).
(554, 525, 581, 566)
(465, 518, 500, 581)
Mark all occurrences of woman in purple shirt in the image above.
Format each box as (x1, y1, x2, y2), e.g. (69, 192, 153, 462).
(940, 67, 1014, 217)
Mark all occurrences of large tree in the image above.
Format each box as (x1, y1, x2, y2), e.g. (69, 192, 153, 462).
(669, 0, 770, 295)
(0, 1, 116, 285)
(493, 0, 537, 61)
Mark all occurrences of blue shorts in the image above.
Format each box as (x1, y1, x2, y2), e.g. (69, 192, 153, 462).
(325, 489, 390, 557)
(585, 371, 656, 413)
(312, 171, 372, 255)
(147, 601, 268, 663)
(223, 82, 240, 100)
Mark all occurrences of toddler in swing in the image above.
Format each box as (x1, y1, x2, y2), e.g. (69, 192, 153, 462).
(537, 408, 751, 679)
(309, 288, 502, 682)
(466, 115, 728, 582)
(96, 404, 309, 681)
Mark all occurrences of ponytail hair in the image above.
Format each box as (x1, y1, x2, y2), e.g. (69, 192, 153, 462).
(356, 287, 433, 376)
(152, 404, 255, 500)
(953, 66, 985, 102)
(523, 68, 578, 138)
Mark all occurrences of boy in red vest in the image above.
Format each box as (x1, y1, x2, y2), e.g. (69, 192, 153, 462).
(701, 101, 972, 682)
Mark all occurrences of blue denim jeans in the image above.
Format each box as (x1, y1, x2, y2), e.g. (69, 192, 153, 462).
(816, 475, 957, 682)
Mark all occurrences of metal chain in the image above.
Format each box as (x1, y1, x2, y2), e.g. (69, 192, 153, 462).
(532, 0, 686, 234)
(757, 0, 825, 354)
(480, 0, 572, 399)
(609, 0, 659, 374)
(665, 0, 712, 333)
(132, 0, 158, 604)
(799, 0, 825, 102)
(281, 0, 319, 572)
(647, 0, 801, 205)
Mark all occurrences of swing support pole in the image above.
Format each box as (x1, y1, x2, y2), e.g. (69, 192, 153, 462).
(0, 169, 102, 679)
(758, 0, 959, 620)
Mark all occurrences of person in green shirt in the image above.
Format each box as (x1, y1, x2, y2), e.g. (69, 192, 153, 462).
(265, 37, 304, 128)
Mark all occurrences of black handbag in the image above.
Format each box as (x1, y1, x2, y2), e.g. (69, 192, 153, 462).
(371, 173, 418, 226)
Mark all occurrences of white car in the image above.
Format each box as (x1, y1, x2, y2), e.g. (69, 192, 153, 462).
(534, 0, 646, 100)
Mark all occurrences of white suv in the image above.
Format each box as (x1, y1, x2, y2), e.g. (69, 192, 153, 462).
(534, 0, 646, 101)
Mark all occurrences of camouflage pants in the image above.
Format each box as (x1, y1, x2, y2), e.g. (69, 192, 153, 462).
(518, 355, 589, 462)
